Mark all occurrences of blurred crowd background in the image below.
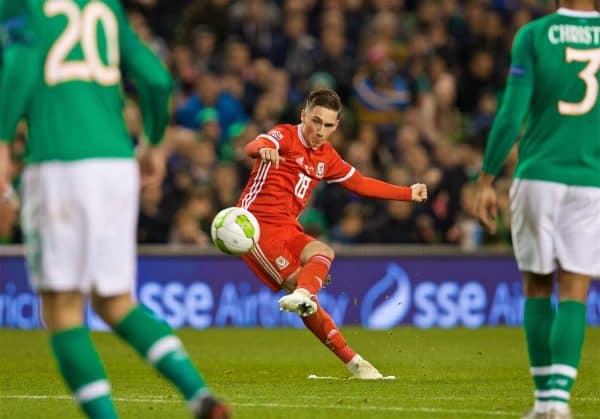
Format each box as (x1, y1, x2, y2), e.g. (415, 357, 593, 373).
(1, 0, 553, 249)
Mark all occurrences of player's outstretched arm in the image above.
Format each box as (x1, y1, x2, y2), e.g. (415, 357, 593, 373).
(340, 171, 427, 202)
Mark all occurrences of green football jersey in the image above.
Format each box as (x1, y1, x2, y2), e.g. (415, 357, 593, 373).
(482, 8, 600, 187)
(0, 0, 172, 164)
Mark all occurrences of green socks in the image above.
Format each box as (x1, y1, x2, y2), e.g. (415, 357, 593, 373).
(50, 308, 211, 418)
(50, 327, 117, 419)
(524, 298, 587, 414)
(548, 301, 586, 412)
(114, 305, 208, 402)
(524, 297, 555, 412)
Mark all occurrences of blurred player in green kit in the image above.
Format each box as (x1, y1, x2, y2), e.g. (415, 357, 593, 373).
(476, 1, 600, 418)
(0, 1, 229, 418)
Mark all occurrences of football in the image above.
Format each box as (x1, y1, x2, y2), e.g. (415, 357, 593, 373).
(210, 207, 260, 256)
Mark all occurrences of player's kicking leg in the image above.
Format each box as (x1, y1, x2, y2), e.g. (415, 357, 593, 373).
(92, 293, 230, 419)
(302, 303, 383, 379)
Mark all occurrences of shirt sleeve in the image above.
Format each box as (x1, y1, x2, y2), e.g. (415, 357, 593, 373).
(481, 25, 535, 176)
(0, 24, 39, 143)
(245, 125, 290, 157)
(324, 146, 355, 183)
(117, 3, 172, 146)
(340, 170, 412, 200)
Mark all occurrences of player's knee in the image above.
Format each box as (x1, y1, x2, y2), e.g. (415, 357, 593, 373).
(320, 245, 335, 261)
(91, 292, 136, 327)
(40, 291, 85, 331)
(310, 243, 335, 261)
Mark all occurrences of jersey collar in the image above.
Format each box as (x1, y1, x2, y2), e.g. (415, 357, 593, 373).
(297, 124, 310, 148)
(557, 7, 600, 17)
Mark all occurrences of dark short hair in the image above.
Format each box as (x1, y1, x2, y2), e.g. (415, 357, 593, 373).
(306, 88, 342, 115)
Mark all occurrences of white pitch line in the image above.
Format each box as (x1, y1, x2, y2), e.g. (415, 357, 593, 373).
(1, 394, 598, 417)
(307, 374, 397, 380)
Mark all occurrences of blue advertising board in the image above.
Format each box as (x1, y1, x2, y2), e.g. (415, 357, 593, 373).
(1, 254, 599, 329)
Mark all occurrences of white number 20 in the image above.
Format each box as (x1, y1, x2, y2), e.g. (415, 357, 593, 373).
(558, 47, 600, 116)
(44, 0, 120, 86)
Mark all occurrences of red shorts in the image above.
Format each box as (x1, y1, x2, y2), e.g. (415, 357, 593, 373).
(241, 221, 315, 291)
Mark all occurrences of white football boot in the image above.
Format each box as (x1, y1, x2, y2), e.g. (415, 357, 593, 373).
(278, 288, 317, 317)
(547, 407, 572, 419)
(346, 354, 384, 380)
(522, 408, 548, 419)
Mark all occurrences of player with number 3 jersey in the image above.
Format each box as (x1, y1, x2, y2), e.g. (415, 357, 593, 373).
(237, 88, 428, 379)
(476, 1, 600, 418)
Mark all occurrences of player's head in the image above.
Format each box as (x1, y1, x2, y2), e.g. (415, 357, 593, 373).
(300, 88, 341, 149)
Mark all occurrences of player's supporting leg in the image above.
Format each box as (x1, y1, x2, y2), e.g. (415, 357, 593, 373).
(42, 291, 118, 419)
(302, 304, 383, 379)
(92, 293, 229, 419)
(546, 271, 589, 419)
(302, 304, 355, 363)
(522, 272, 555, 419)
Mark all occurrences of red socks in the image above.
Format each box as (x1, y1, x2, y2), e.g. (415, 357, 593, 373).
(302, 305, 356, 364)
(296, 255, 332, 295)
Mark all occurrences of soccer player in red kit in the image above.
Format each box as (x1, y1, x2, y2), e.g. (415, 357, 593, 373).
(237, 89, 427, 379)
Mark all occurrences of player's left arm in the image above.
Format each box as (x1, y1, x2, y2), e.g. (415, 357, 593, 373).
(116, 2, 172, 146)
(0, 21, 38, 198)
(340, 171, 427, 202)
(0, 19, 38, 144)
(325, 150, 427, 202)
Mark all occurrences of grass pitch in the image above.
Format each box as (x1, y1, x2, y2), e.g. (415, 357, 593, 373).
(1, 327, 599, 419)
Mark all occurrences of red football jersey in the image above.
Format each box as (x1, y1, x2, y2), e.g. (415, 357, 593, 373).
(238, 124, 355, 224)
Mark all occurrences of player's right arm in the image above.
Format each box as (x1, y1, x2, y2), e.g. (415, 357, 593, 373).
(480, 26, 535, 178)
(116, 2, 172, 146)
(477, 25, 535, 233)
(244, 127, 288, 169)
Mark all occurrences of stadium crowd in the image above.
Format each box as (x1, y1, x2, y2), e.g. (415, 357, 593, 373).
(1, 0, 552, 249)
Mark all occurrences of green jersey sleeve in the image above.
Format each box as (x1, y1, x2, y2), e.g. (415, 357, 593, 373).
(117, 4, 172, 146)
(481, 26, 535, 176)
(0, 27, 39, 143)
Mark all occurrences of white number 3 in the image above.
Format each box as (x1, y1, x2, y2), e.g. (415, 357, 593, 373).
(558, 47, 600, 116)
(44, 0, 120, 86)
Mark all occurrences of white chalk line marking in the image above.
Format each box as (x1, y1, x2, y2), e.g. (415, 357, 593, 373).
(307, 374, 397, 380)
(1, 394, 598, 417)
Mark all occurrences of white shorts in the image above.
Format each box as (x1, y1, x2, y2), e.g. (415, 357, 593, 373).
(21, 159, 139, 296)
(510, 179, 600, 277)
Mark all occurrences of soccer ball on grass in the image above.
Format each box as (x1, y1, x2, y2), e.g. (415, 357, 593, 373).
(210, 207, 260, 256)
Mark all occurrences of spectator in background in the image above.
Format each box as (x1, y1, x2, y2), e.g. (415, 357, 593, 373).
(229, 0, 280, 59)
(352, 42, 412, 126)
(138, 184, 172, 244)
(175, 72, 247, 134)
(190, 25, 221, 74)
(212, 163, 241, 209)
(331, 202, 367, 244)
(316, 27, 356, 102)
